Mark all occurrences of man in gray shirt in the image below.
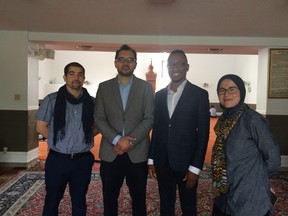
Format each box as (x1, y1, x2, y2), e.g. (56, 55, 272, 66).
(36, 62, 98, 216)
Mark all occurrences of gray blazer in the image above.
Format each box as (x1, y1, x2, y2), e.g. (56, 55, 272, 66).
(94, 75, 154, 163)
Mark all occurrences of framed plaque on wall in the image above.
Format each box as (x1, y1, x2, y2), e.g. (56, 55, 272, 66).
(268, 49, 288, 98)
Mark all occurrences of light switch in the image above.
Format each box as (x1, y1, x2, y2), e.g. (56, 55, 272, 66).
(14, 94, 21, 100)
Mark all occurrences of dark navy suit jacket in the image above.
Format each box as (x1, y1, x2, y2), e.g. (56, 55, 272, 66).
(149, 81, 210, 171)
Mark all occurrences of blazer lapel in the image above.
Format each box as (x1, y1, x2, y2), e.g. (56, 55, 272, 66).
(170, 82, 189, 120)
(112, 77, 125, 112)
(125, 75, 136, 112)
(160, 88, 170, 119)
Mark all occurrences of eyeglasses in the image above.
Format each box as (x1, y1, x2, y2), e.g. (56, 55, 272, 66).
(115, 57, 136, 64)
(167, 62, 187, 69)
(217, 87, 239, 95)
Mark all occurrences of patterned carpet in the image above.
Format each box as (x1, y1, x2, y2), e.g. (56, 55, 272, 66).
(0, 163, 288, 216)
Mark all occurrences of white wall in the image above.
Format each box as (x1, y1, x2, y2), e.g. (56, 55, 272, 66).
(39, 51, 258, 104)
(28, 55, 39, 109)
(257, 48, 288, 115)
(0, 31, 29, 110)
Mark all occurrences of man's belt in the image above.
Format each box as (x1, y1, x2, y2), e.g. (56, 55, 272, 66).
(49, 149, 90, 159)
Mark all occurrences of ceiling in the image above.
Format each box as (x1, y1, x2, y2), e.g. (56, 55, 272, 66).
(1, 0, 288, 54)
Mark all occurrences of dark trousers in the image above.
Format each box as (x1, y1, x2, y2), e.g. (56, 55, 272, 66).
(155, 165, 198, 216)
(42, 151, 94, 216)
(100, 153, 148, 216)
(212, 204, 231, 216)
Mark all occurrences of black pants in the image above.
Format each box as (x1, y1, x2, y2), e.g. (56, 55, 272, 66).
(212, 204, 231, 216)
(155, 165, 198, 216)
(100, 153, 148, 216)
(42, 151, 94, 216)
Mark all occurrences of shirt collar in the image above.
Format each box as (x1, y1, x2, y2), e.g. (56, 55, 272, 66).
(167, 79, 187, 93)
(117, 76, 133, 87)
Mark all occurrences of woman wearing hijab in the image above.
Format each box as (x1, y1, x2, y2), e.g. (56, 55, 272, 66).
(211, 74, 281, 216)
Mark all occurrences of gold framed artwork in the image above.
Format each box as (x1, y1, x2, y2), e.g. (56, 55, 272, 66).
(268, 49, 288, 98)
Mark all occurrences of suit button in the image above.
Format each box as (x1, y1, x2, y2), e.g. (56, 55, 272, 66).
(169, 124, 171, 127)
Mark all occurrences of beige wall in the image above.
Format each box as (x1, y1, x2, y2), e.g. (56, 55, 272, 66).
(0, 30, 287, 166)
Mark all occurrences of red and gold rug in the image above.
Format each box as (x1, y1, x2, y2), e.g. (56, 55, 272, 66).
(0, 163, 287, 216)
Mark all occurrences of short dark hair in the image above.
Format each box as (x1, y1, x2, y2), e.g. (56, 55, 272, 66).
(64, 62, 85, 75)
(169, 50, 188, 63)
(115, 44, 137, 60)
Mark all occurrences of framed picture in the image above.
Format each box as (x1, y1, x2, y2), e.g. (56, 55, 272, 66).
(268, 49, 288, 98)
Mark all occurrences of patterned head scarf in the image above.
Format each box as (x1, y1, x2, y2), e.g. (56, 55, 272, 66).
(212, 74, 248, 197)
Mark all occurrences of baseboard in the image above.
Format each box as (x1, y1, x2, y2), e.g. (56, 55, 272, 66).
(281, 155, 288, 168)
(0, 148, 39, 168)
(0, 158, 39, 168)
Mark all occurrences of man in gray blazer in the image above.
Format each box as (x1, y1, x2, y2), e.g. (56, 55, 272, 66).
(94, 44, 154, 216)
(148, 50, 210, 215)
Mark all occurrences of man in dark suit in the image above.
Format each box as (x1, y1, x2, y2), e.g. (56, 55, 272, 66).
(94, 44, 154, 216)
(148, 50, 210, 216)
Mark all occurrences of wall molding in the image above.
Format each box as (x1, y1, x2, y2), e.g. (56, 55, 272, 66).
(0, 148, 39, 167)
(281, 155, 288, 168)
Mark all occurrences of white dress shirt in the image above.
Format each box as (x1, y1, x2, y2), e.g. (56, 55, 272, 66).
(149, 80, 200, 175)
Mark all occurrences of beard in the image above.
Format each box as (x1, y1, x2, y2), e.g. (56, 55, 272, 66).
(117, 68, 134, 77)
(70, 81, 82, 90)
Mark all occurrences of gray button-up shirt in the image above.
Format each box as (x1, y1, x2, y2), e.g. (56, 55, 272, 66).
(36, 92, 93, 154)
